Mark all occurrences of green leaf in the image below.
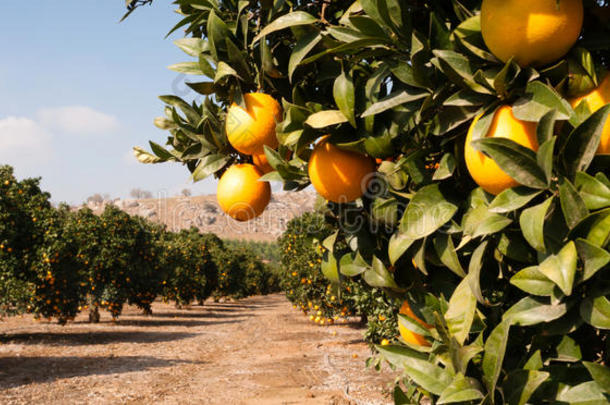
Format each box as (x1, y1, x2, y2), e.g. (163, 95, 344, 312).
(214, 61, 240, 83)
(191, 154, 230, 181)
(388, 233, 415, 265)
(252, 11, 318, 44)
(583, 362, 610, 394)
(433, 233, 466, 278)
(174, 38, 207, 57)
(437, 374, 484, 404)
(510, 266, 556, 296)
(133, 146, 163, 164)
(186, 81, 215, 95)
(399, 184, 458, 240)
(288, 31, 321, 82)
(471, 137, 548, 189)
(489, 187, 542, 213)
(538, 241, 578, 296)
(503, 297, 568, 326)
(559, 178, 589, 229)
(361, 89, 428, 117)
(520, 197, 553, 252)
(207, 10, 231, 59)
(398, 314, 431, 337)
(363, 256, 399, 289)
(168, 62, 204, 75)
(333, 69, 356, 127)
(339, 252, 369, 276)
(472, 213, 512, 238)
(536, 110, 557, 145)
(467, 242, 487, 305)
(321, 250, 340, 283)
(304, 110, 348, 128)
(555, 335, 582, 362)
(482, 320, 510, 394)
(445, 277, 476, 345)
(580, 296, 610, 329)
(575, 172, 610, 210)
(148, 141, 174, 160)
(502, 370, 549, 405)
(569, 207, 610, 248)
(512, 81, 573, 122)
(537, 137, 555, 184)
(575, 238, 610, 281)
(555, 381, 608, 404)
(433, 153, 457, 181)
(432, 50, 492, 94)
(376, 345, 453, 395)
(563, 105, 610, 176)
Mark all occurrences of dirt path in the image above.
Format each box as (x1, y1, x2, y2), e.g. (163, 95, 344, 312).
(0, 294, 394, 404)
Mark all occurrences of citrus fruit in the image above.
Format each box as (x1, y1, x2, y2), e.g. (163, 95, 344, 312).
(226, 93, 282, 155)
(481, 0, 584, 67)
(570, 73, 610, 154)
(252, 151, 274, 174)
(465, 105, 539, 195)
(216, 164, 271, 221)
(308, 136, 375, 203)
(398, 300, 431, 347)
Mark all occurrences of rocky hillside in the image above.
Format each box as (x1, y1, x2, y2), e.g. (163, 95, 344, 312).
(85, 191, 317, 241)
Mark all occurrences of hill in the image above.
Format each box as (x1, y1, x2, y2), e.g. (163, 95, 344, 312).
(85, 191, 317, 241)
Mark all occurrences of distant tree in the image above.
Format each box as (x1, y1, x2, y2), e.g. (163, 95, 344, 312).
(86, 194, 104, 204)
(130, 188, 153, 199)
(181, 188, 192, 197)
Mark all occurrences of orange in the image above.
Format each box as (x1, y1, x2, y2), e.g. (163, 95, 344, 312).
(252, 151, 274, 174)
(465, 105, 539, 195)
(398, 300, 432, 347)
(481, 0, 583, 67)
(570, 73, 610, 154)
(216, 164, 271, 221)
(226, 93, 282, 155)
(308, 136, 375, 203)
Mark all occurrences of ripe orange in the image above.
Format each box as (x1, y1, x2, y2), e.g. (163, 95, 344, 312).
(216, 164, 271, 221)
(481, 0, 583, 67)
(570, 73, 610, 155)
(465, 105, 539, 195)
(226, 93, 282, 155)
(252, 150, 274, 174)
(308, 136, 375, 203)
(398, 300, 431, 347)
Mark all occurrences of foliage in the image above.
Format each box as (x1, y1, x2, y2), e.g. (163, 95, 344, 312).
(0, 166, 275, 323)
(135, 0, 610, 402)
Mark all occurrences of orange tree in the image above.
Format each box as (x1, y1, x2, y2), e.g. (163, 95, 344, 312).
(160, 228, 218, 307)
(0, 165, 52, 316)
(83, 206, 163, 320)
(132, 0, 610, 402)
(279, 211, 398, 339)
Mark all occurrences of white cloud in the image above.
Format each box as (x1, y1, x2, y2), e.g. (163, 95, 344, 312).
(0, 116, 53, 169)
(37, 106, 119, 135)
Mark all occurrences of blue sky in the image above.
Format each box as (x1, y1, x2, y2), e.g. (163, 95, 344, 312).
(0, 1, 216, 204)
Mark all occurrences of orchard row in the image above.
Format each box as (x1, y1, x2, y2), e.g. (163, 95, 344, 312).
(0, 165, 279, 324)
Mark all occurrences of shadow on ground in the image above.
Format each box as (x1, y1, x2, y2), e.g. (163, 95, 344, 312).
(0, 356, 201, 389)
(0, 331, 196, 346)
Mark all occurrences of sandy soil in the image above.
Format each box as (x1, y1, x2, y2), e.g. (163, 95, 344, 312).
(0, 294, 394, 404)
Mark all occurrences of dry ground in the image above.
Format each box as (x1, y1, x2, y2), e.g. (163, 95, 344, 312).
(0, 294, 394, 404)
